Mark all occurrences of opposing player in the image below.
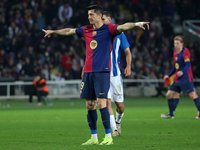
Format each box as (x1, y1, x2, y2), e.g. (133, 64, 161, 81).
(42, 5, 149, 145)
(102, 11, 131, 136)
(161, 36, 200, 119)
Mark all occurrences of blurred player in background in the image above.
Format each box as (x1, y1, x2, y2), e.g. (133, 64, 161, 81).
(42, 4, 149, 145)
(161, 36, 200, 119)
(102, 11, 132, 136)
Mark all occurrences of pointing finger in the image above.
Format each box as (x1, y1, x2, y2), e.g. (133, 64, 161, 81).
(146, 23, 149, 30)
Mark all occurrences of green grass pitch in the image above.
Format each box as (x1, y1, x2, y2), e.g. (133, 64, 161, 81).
(0, 97, 200, 150)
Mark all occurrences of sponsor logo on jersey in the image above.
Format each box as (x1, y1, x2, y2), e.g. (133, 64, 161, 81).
(92, 31, 97, 36)
(90, 40, 98, 49)
(175, 63, 179, 69)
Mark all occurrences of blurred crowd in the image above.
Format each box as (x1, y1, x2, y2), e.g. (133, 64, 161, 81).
(0, 0, 200, 83)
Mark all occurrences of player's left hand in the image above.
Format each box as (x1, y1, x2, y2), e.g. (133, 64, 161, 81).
(124, 67, 131, 76)
(42, 29, 53, 38)
(177, 71, 183, 77)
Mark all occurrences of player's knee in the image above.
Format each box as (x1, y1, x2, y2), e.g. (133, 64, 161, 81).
(97, 102, 103, 108)
(97, 98, 107, 109)
(189, 93, 197, 100)
(190, 95, 195, 100)
(117, 103, 124, 109)
(166, 93, 172, 99)
(86, 101, 96, 110)
(116, 103, 124, 112)
(173, 93, 180, 99)
(106, 99, 111, 107)
(86, 104, 91, 110)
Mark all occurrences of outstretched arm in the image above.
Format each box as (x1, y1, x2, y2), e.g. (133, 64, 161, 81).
(124, 48, 132, 76)
(117, 22, 150, 33)
(42, 28, 76, 38)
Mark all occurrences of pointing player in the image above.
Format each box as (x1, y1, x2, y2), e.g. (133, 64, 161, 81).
(43, 4, 149, 145)
(161, 36, 200, 119)
(102, 11, 131, 136)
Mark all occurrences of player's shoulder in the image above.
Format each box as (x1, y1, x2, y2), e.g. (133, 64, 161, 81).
(108, 23, 114, 26)
(183, 47, 191, 55)
(84, 25, 93, 29)
(184, 47, 190, 52)
(107, 23, 118, 28)
(173, 49, 177, 53)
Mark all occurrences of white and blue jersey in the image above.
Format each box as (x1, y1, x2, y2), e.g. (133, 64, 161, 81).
(110, 32, 130, 77)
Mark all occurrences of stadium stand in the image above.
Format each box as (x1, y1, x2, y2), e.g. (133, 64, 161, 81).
(0, 0, 200, 97)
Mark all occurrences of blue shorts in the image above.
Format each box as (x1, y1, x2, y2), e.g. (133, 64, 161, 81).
(169, 82, 194, 94)
(80, 72, 110, 100)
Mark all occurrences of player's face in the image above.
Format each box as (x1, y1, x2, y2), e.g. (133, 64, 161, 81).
(102, 15, 111, 24)
(174, 40, 183, 51)
(88, 10, 101, 25)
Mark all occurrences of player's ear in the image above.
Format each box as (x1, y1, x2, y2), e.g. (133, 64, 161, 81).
(99, 13, 102, 18)
(109, 17, 111, 22)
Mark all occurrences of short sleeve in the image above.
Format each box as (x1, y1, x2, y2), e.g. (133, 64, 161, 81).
(76, 26, 85, 37)
(108, 23, 118, 36)
(183, 48, 190, 61)
(120, 32, 130, 51)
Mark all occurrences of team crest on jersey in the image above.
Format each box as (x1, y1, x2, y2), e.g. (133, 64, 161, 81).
(92, 31, 97, 36)
(90, 40, 98, 49)
(175, 57, 178, 60)
(175, 63, 179, 69)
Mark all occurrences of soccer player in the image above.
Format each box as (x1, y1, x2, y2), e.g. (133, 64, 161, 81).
(102, 11, 131, 136)
(42, 5, 149, 145)
(161, 36, 200, 119)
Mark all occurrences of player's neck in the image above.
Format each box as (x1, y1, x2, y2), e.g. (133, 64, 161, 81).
(176, 47, 183, 54)
(93, 21, 103, 29)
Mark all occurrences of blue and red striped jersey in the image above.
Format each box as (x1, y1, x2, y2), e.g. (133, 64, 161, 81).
(76, 23, 118, 73)
(173, 47, 193, 82)
(110, 32, 130, 77)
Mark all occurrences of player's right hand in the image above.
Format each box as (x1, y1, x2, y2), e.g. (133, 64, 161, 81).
(163, 75, 169, 81)
(124, 67, 131, 76)
(81, 72, 84, 79)
(177, 71, 183, 77)
(42, 29, 53, 38)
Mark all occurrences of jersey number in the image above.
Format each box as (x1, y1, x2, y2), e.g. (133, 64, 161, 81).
(80, 82, 84, 90)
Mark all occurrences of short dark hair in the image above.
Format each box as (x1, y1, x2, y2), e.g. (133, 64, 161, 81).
(102, 11, 112, 18)
(87, 5, 103, 15)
